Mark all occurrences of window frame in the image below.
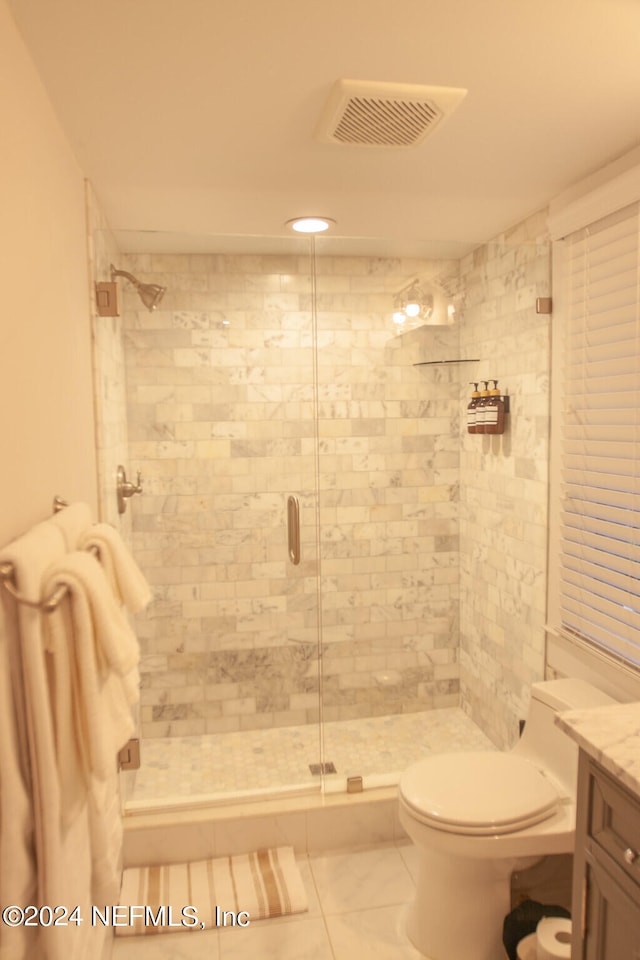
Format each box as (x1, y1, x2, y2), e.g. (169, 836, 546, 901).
(546, 159, 640, 698)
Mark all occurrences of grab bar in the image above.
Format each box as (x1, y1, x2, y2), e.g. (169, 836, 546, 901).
(287, 495, 301, 565)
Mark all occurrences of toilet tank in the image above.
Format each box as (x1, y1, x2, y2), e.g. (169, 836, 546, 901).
(511, 678, 616, 796)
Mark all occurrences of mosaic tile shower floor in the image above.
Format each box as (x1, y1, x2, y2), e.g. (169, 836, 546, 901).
(128, 708, 495, 809)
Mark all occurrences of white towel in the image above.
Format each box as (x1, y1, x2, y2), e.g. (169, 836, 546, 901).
(0, 521, 72, 960)
(0, 522, 67, 908)
(43, 552, 140, 790)
(88, 773, 123, 904)
(43, 551, 138, 914)
(50, 501, 94, 551)
(43, 591, 87, 825)
(0, 602, 37, 960)
(0, 512, 132, 960)
(78, 522, 152, 613)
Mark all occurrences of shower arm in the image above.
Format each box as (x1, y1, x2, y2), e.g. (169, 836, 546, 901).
(111, 265, 142, 288)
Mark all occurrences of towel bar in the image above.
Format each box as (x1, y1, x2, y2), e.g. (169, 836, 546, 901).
(0, 545, 100, 614)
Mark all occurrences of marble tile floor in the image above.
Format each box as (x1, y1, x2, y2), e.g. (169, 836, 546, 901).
(112, 841, 429, 959)
(128, 708, 495, 809)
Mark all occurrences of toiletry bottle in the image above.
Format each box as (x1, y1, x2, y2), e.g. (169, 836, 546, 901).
(484, 380, 499, 434)
(486, 380, 506, 435)
(476, 381, 490, 434)
(467, 383, 480, 434)
(494, 381, 508, 435)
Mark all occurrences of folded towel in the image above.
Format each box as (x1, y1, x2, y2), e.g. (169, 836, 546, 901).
(50, 501, 94, 550)
(78, 522, 152, 613)
(43, 552, 140, 792)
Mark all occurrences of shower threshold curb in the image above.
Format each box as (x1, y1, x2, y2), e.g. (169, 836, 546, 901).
(122, 783, 405, 866)
(124, 781, 399, 828)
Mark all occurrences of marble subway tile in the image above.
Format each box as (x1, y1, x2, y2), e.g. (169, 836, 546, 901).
(121, 251, 471, 739)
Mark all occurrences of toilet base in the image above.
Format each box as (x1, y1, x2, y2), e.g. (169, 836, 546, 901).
(405, 845, 536, 960)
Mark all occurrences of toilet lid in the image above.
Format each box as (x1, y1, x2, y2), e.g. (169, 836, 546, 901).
(399, 752, 559, 836)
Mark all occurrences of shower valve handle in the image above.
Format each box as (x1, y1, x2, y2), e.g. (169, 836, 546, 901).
(129, 470, 143, 494)
(117, 464, 143, 514)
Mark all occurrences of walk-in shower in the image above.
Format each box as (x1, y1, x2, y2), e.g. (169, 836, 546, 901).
(88, 225, 551, 814)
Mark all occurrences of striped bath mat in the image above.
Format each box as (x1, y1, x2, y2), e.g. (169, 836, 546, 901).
(116, 846, 308, 936)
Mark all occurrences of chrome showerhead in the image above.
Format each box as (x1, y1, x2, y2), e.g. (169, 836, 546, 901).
(110, 264, 166, 311)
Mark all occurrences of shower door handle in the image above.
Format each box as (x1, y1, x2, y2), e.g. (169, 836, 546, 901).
(287, 495, 301, 565)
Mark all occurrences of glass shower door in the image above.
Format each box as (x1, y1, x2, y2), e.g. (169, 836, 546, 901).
(105, 234, 325, 810)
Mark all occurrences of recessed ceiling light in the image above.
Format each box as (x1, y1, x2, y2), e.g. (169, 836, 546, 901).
(285, 216, 336, 234)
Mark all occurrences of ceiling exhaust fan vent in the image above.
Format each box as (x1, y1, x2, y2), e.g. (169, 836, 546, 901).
(315, 80, 467, 148)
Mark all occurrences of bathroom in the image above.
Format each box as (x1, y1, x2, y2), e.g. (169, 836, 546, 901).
(2, 1, 640, 958)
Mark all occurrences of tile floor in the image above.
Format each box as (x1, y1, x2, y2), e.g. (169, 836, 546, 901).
(111, 841, 426, 959)
(115, 710, 498, 957)
(128, 708, 495, 809)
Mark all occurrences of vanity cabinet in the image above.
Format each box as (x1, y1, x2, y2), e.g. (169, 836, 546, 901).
(572, 753, 640, 959)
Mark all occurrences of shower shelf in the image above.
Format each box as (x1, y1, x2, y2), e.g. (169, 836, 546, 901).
(413, 359, 480, 366)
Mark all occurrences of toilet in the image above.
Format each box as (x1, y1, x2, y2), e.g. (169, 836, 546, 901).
(398, 679, 615, 960)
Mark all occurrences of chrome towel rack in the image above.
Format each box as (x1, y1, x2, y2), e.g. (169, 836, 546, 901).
(0, 495, 98, 614)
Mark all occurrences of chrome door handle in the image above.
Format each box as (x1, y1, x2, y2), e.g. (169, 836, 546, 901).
(287, 495, 300, 565)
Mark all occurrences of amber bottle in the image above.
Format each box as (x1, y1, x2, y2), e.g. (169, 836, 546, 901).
(467, 383, 480, 434)
(485, 380, 506, 435)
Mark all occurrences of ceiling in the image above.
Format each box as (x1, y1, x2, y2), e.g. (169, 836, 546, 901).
(8, 0, 640, 255)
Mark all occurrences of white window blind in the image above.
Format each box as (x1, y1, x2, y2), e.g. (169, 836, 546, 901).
(555, 201, 640, 667)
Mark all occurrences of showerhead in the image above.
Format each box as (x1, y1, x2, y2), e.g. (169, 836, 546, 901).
(110, 264, 166, 311)
(136, 281, 166, 311)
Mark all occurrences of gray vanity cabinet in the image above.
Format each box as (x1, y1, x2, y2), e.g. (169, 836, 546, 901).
(572, 752, 640, 958)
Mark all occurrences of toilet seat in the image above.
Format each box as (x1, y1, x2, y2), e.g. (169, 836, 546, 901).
(399, 752, 559, 836)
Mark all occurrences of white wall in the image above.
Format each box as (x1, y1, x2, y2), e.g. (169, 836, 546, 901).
(0, 0, 98, 547)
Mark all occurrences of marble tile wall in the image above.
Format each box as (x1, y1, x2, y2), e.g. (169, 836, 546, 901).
(121, 251, 462, 737)
(458, 210, 551, 748)
(314, 260, 462, 724)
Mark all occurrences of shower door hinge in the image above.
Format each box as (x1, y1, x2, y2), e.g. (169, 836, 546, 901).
(309, 761, 337, 776)
(118, 737, 141, 771)
(536, 297, 552, 315)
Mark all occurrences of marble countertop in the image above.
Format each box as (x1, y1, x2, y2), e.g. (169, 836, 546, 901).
(556, 701, 640, 799)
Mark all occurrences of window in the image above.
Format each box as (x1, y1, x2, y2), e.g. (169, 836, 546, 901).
(549, 199, 640, 670)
